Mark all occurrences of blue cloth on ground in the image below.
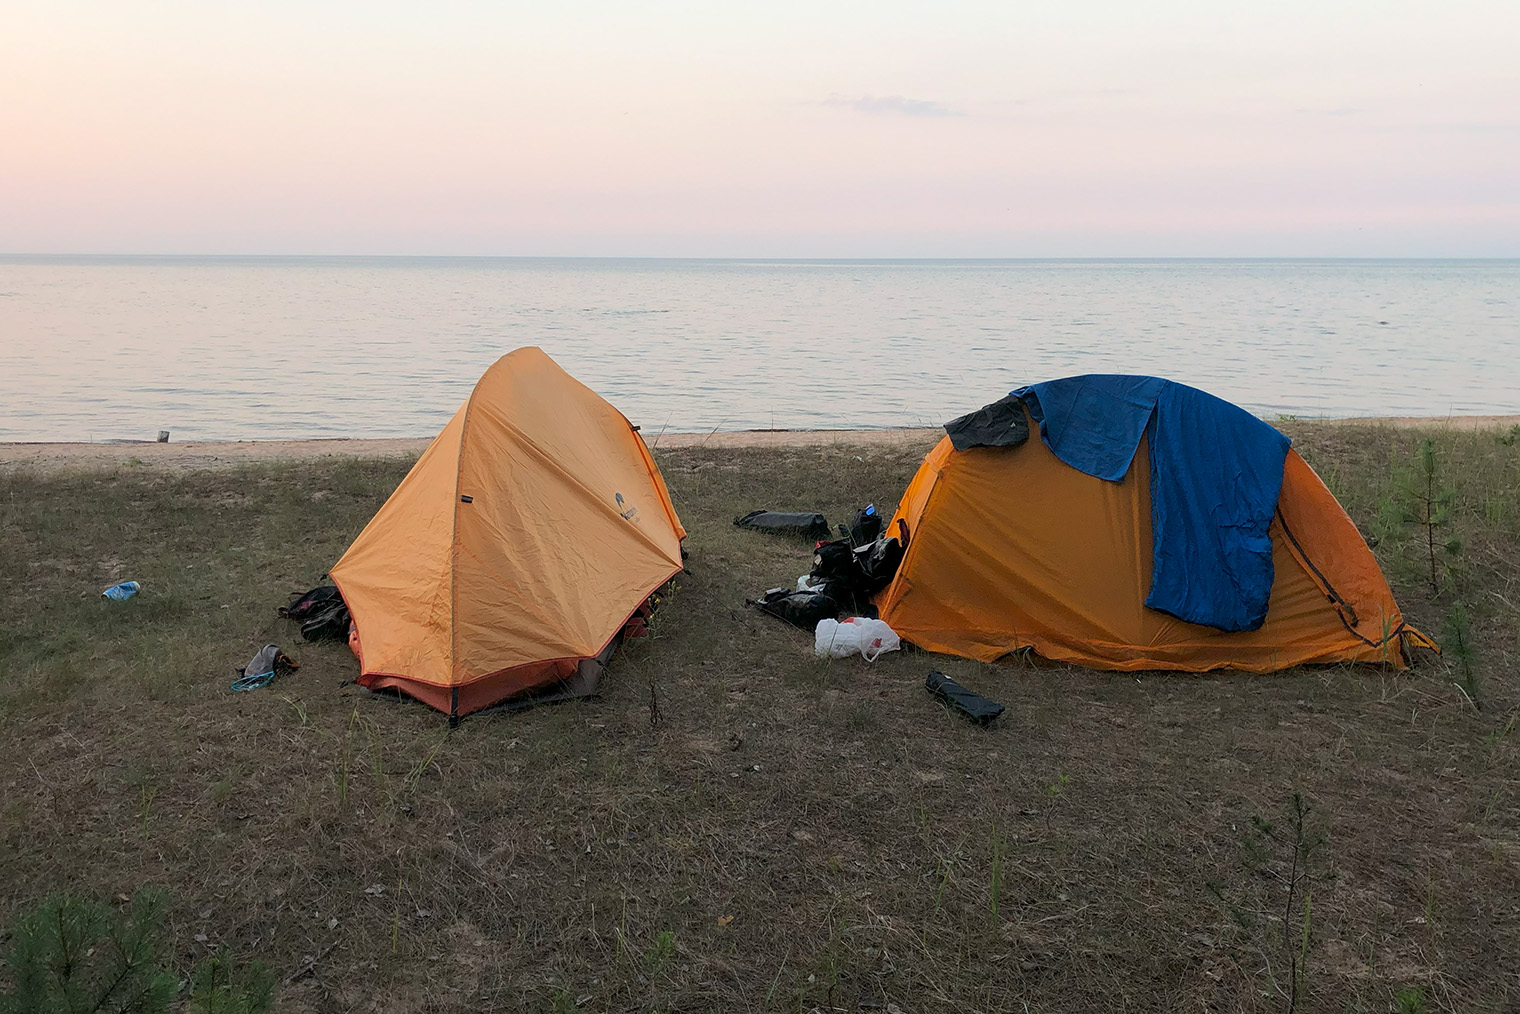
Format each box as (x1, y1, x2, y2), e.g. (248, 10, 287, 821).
(1014, 375, 1290, 632)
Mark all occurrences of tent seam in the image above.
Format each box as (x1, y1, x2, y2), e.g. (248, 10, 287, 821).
(450, 369, 491, 712)
(876, 461, 950, 613)
(1272, 506, 1427, 656)
(627, 418, 686, 540)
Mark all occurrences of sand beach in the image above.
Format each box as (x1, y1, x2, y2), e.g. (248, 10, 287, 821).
(3, 415, 1516, 473)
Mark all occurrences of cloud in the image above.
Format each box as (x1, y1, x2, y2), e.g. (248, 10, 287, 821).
(824, 94, 959, 117)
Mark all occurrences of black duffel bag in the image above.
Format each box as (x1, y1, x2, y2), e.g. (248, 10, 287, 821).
(747, 587, 840, 630)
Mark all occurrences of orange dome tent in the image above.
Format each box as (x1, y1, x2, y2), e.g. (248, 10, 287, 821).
(875, 383, 1433, 672)
(330, 347, 685, 718)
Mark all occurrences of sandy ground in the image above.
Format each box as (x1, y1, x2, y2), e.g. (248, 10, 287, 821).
(0, 429, 945, 473)
(2, 416, 1516, 473)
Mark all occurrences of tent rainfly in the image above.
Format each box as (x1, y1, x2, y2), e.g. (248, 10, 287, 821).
(874, 375, 1435, 672)
(331, 347, 686, 718)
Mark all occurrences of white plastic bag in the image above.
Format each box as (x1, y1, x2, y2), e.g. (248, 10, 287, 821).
(814, 617, 901, 662)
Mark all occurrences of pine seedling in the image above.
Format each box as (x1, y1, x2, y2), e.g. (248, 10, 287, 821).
(1393, 439, 1459, 596)
(1444, 602, 1480, 710)
(988, 825, 1004, 922)
(188, 949, 275, 1014)
(1394, 986, 1428, 1014)
(1231, 793, 1326, 1013)
(1278, 793, 1324, 1014)
(0, 892, 178, 1014)
(643, 929, 676, 972)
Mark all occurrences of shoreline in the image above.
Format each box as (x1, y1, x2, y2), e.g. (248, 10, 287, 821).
(0, 428, 945, 473)
(2, 415, 1517, 473)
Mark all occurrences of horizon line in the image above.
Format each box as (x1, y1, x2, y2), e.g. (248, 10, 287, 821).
(4, 253, 1519, 263)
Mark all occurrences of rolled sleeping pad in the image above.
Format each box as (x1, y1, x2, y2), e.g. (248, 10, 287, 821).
(926, 670, 1005, 726)
(733, 510, 831, 539)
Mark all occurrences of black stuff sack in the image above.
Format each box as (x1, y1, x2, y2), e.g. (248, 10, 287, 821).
(808, 540, 869, 611)
(852, 535, 906, 596)
(811, 539, 858, 583)
(925, 670, 1005, 726)
(748, 587, 839, 630)
(734, 510, 832, 539)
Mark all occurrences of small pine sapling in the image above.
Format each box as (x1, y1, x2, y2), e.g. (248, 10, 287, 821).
(1393, 439, 1459, 596)
(1393, 985, 1428, 1014)
(988, 825, 1004, 921)
(1444, 602, 1481, 710)
(0, 892, 177, 1014)
(188, 949, 275, 1014)
(1212, 792, 1327, 1014)
(1, 893, 275, 1014)
(1264, 792, 1325, 1014)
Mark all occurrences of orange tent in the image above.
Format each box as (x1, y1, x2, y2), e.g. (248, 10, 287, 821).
(875, 410, 1434, 672)
(330, 347, 685, 718)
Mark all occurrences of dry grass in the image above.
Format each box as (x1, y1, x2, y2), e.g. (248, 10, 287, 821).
(2, 425, 1519, 1013)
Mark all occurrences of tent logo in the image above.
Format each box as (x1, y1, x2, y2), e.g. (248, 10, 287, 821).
(615, 492, 640, 522)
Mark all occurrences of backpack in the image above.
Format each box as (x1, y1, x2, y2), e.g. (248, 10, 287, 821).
(300, 600, 352, 642)
(808, 517, 909, 610)
(279, 585, 343, 621)
(845, 504, 883, 546)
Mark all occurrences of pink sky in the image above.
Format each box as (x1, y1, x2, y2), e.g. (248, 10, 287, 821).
(3, 1, 1517, 255)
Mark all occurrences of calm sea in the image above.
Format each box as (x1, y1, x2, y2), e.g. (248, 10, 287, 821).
(0, 257, 1515, 443)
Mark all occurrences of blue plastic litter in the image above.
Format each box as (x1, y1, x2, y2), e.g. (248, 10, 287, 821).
(102, 581, 141, 601)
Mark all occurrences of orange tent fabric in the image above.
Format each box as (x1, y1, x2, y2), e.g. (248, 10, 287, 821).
(875, 418, 1433, 672)
(330, 347, 685, 717)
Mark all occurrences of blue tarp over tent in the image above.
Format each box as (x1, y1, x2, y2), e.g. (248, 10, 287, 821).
(1013, 376, 1291, 632)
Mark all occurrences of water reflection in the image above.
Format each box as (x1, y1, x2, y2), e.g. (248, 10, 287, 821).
(0, 257, 1515, 442)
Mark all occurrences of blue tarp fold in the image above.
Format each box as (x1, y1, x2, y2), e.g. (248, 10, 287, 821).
(1015, 375, 1290, 632)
